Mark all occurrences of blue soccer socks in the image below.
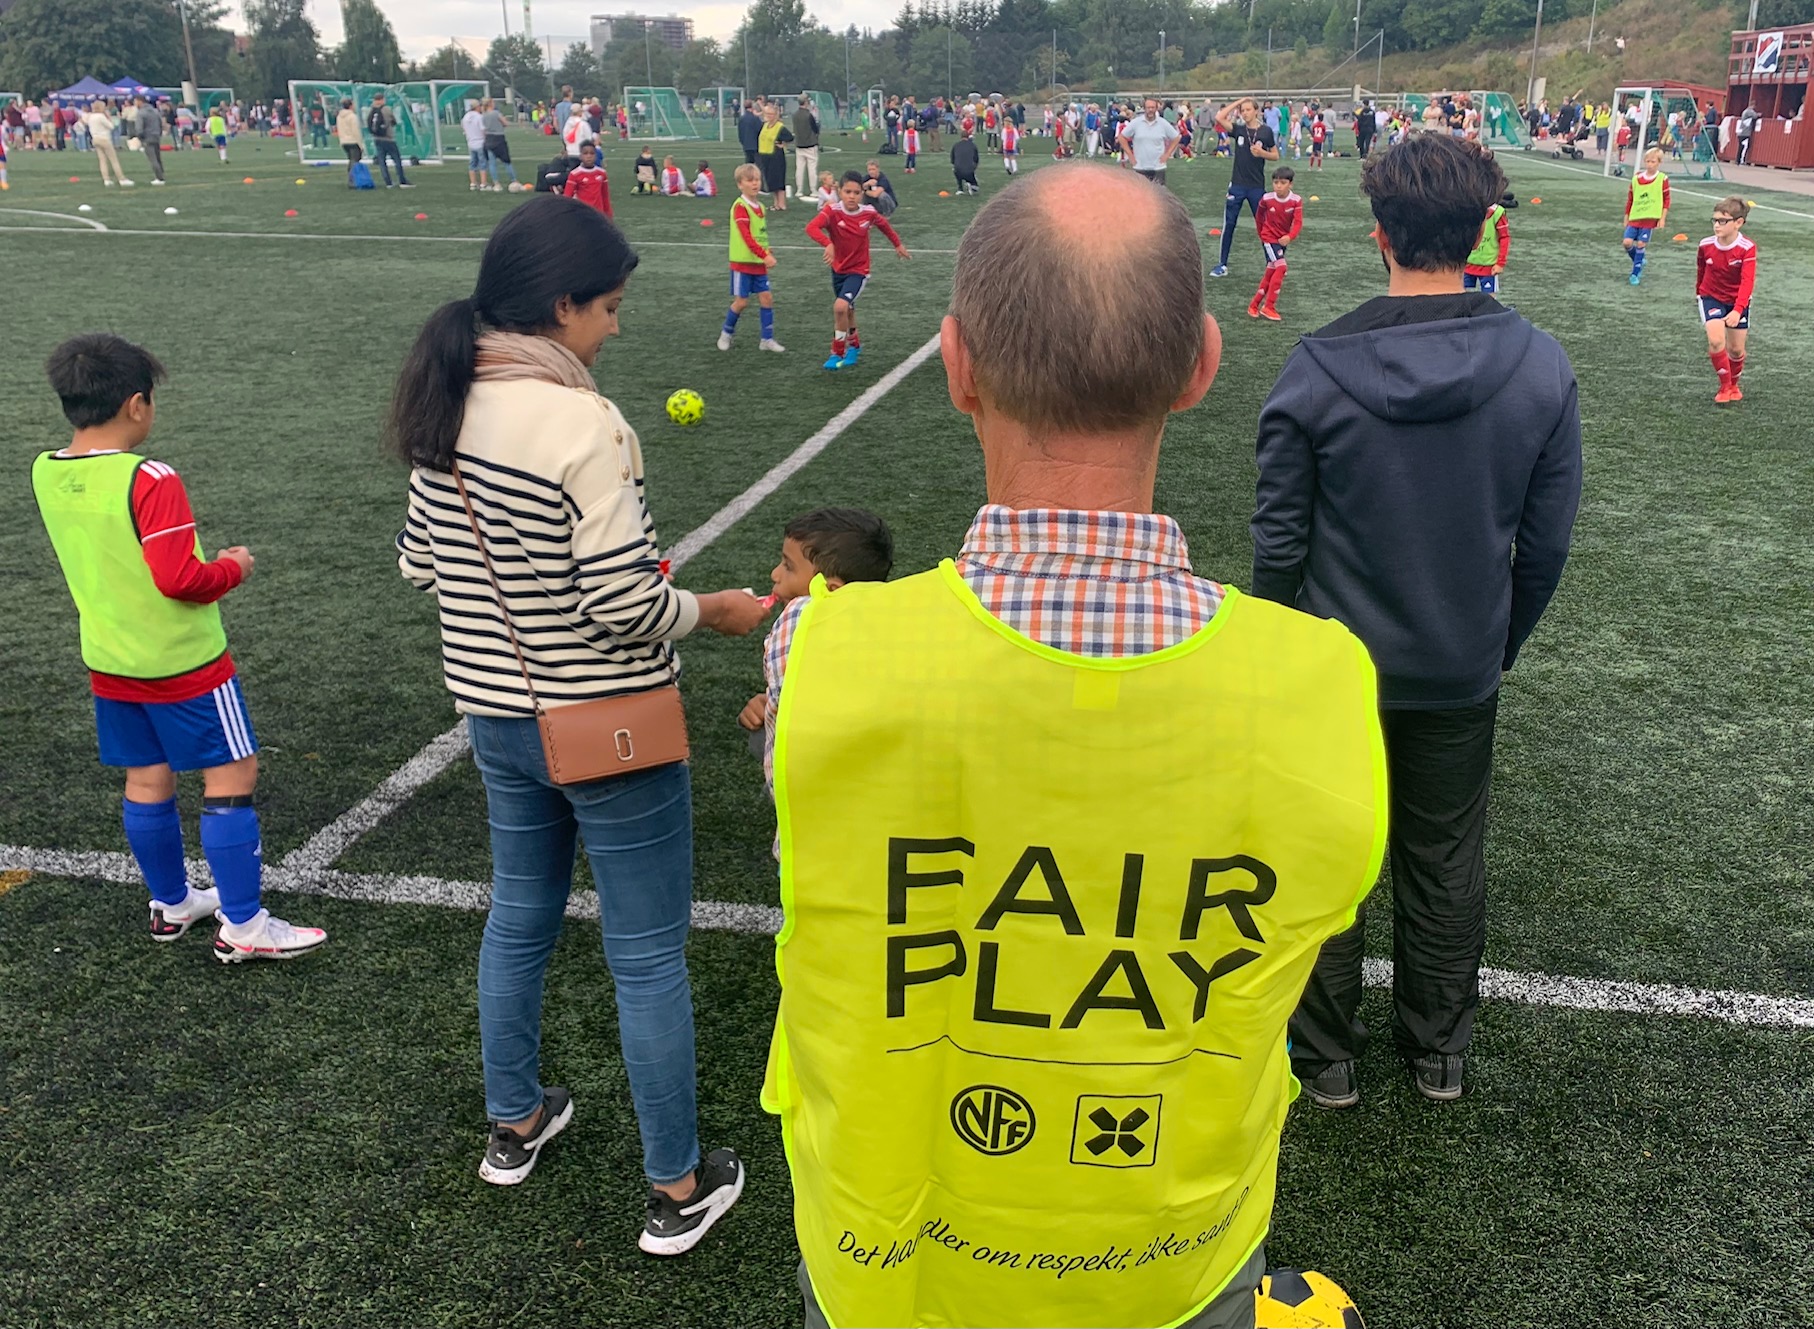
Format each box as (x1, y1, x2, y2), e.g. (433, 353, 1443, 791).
(760, 306, 775, 340)
(722, 308, 740, 337)
(122, 796, 188, 906)
(200, 797, 263, 925)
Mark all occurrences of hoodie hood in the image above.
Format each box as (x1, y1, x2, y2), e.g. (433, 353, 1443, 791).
(1297, 294, 1534, 424)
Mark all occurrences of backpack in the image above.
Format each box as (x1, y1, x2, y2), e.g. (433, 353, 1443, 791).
(350, 159, 375, 189)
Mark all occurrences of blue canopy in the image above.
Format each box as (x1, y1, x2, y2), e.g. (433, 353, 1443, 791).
(111, 77, 162, 99)
(51, 76, 118, 103)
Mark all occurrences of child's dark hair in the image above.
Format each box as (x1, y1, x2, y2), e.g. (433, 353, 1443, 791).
(385, 196, 639, 471)
(841, 169, 867, 189)
(785, 507, 893, 583)
(1362, 134, 1506, 272)
(1272, 165, 1295, 182)
(696, 160, 709, 173)
(46, 333, 166, 429)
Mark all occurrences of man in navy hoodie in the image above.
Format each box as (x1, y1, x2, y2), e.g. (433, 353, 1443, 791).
(1250, 134, 1582, 1107)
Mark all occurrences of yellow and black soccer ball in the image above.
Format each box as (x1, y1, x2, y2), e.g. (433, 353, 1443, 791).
(665, 388, 705, 426)
(1256, 1268, 1366, 1328)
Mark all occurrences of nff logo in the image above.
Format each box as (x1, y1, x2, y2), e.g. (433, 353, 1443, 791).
(950, 1085, 1036, 1155)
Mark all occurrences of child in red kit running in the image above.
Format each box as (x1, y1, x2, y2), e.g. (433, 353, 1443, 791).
(561, 142, 612, 216)
(31, 334, 325, 961)
(1698, 196, 1755, 403)
(1465, 197, 1510, 293)
(1249, 166, 1303, 321)
(805, 171, 912, 371)
(1309, 113, 1327, 168)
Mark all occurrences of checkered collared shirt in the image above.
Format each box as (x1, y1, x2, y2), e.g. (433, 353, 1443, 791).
(762, 505, 1225, 793)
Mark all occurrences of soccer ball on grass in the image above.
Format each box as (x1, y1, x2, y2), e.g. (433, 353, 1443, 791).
(666, 388, 705, 426)
(1255, 1268, 1365, 1328)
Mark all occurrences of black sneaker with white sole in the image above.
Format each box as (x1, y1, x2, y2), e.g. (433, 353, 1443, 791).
(1296, 1059, 1360, 1110)
(1410, 1053, 1465, 1102)
(479, 1087, 574, 1185)
(639, 1147, 745, 1256)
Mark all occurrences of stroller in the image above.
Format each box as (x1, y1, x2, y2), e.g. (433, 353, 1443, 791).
(1551, 114, 1590, 160)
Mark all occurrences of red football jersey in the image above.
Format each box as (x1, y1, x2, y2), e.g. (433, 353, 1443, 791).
(804, 201, 902, 275)
(1256, 193, 1304, 245)
(1697, 233, 1756, 307)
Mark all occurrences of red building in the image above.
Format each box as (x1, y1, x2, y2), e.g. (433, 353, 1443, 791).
(1727, 25, 1814, 167)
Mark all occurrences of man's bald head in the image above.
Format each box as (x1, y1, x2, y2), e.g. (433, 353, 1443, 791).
(949, 163, 1204, 435)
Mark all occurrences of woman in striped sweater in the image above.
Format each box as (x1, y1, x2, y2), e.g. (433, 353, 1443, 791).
(388, 196, 765, 1254)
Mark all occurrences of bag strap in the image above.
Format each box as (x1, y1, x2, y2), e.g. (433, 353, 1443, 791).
(450, 461, 544, 715)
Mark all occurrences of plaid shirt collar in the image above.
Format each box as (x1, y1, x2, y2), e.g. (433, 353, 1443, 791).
(957, 505, 1198, 578)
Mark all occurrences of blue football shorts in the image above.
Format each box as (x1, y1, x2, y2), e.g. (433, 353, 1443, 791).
(1623, 224, 1654, 244)
(1464, 272, 1499, 293)
(731, 271, 772, 299)
(1699, 296, 1749, 328)
(831, 271, 868, 304)
(94, 676, 259, 771)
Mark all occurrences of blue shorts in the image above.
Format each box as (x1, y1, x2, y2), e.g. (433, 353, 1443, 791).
(730, 271, 771, 299)
(1699, 296, 1749, 328)
(1464, 272, 1499, 293)
(831, 271, 867, 305)
(95, 677, 259, 771)
(1623, 224, 1654, 244)
(213, 134, 227, 147)
(469, 148, 486, 170)
(1263, 242, 1289, 265)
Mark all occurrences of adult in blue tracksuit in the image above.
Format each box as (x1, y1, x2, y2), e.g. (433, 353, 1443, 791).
(1250, 134, 1582, 1110)
(1209, 98, 1278, 275)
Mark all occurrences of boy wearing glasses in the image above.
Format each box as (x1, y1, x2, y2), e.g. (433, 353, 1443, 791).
(1698, 197, 1755, 403)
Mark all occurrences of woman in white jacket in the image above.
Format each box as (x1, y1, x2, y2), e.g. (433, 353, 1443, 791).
(387, 196, 765, 1254)
(85, 102, 132, 186)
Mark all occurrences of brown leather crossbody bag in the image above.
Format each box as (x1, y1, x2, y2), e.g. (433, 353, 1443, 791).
(451, 462, 689, 785)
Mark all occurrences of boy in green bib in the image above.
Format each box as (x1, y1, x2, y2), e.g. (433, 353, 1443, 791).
(32, 334, 324, 962)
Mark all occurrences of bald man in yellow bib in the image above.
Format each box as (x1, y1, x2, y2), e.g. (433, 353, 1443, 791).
(761, 162, 1388, 1329)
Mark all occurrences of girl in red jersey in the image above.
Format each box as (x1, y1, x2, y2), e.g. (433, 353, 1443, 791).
(1698, 197, 1756, 403)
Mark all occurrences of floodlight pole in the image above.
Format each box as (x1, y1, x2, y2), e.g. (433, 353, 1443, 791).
(1586, 0, 1598, 53)
(1354, 0, 1361, 54)
(1159, 29, 1165, 87)
(1526, 0, 1545, 109)
(1050, 29, 1056, 96)
(499, 0, 509, 37)
(1266, 29, 1272, 95)
(175, 0, 201, 100)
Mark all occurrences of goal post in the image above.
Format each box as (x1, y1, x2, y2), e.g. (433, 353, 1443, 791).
(430, 79, 491, 162)
(696, 86, 744, 141)
(290, 80, 357, 163)
(623, 87, 701, 140)
(1605, 85, 1657, 177)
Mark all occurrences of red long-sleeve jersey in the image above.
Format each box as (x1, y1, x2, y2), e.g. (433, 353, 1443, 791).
(1466, 210, 1511, 276)
(1624, 172, 1671, 226)
(731, 195, 771, 274)
(92, 461, 243, 702)
(563, 164, 612, 218)
(1697, 233, 1756, 307)
(1256, 192, 1303, 245)
(805, 202, 902, 276)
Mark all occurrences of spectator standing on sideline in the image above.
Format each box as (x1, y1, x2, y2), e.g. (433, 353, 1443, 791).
(133, 97, 166, 184)
(1251, 135, 1582, 1109)
(461, 100, 489, 190)
(554, 86, 573, 131)
(763, 161, 1386, 1329)
(757, 103, 793, 209)
(792, 93, 821, 202)
(1119, 96, 1180, 183)
(335, 98, 363, 185)
(387, 196, 766, 1252)
(1210, 99, 1279, 275)
(481, 99, 520, 190)
(1735, 104, 1759, 163)
(366, 92, 412, 188)
(738, 100, 763, 165)
(84, 101, 131, 186)
(1355, 100, 1376, 156)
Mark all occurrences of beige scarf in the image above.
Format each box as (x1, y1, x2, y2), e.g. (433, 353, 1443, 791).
(473, 330, 596, 394)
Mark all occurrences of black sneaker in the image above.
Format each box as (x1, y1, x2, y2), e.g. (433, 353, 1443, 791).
(478, 1088, 573, 1185)
(1297, 1060, 1360, 1110)
(639, 1147, 745, 1256)
(1410, 1053, 1465, 1102)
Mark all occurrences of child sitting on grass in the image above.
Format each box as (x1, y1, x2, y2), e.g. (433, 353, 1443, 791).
(660, 155, 685, 195)
(739, 508, 895, 759)
(633, 146, 657, 193)
(692, 160, 716, 196)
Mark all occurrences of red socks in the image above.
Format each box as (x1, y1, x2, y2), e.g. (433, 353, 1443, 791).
(833, 332, 848, 356)
(1710, 349, 1732, 388)
(848, 328, 860, 349)
(1266, 265, 1287, 308)
(1729, 354, 1745, 384)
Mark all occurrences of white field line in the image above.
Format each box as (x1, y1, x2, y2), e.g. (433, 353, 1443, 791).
(272, 330, 944, 877)
(1520, 153, 1814, 222)
(0, 207, 109, 230)
(3, 841, 1809, 1031)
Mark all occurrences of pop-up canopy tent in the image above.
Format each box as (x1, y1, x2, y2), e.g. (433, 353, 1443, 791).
(111, 77, 164, 100)
(51, 76, 118, 103)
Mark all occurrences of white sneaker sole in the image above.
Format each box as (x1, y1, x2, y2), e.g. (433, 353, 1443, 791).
(478, 1096, 574, 1186)
(212, 931, 328, 963)
(638, 1161, 745, 1256)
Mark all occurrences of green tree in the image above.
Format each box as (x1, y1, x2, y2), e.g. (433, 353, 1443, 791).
(677, 38, 728, 92)
(484, 34, 548, 99)
(554, 41, 597, 94)
(1323, 0, 1349, 50)
(407, 43, 473, 81)
(1293, 34, 1309, 58)
(243, 0, 322, 100)
(1399, 0, 1482, 48)
(740, 0, 812, 93)
(334, 0, 401, 82)
(0, 0, 184, 92)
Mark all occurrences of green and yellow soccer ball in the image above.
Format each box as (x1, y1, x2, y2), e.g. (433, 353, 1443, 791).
(1256, 1269, 1365, 1328)
(666, 388, 705, 427)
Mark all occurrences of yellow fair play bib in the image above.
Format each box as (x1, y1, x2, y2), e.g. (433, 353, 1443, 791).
(766, 564, 1387, 1329)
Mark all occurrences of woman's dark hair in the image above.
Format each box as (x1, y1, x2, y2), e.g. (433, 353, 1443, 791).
(386, 195, 639, 470)
(1361, 134, 1507, 273)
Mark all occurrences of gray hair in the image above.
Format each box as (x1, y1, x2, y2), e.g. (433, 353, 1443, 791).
(950, 163, 1203, 434)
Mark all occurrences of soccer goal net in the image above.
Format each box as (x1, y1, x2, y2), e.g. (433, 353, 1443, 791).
(1606, 85, 1725, 180)
(431, 79, 491, 161)
(696, 86, 744, 141)
(290, 81, 444, 164)
(623, 88, 701, 140)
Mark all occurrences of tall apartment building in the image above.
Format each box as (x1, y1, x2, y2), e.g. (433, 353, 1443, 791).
(589, 12, 695, 55)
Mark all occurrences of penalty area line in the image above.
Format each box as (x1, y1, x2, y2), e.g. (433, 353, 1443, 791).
(273, 329, 945, 876)
(3, 841, 1811, 1031)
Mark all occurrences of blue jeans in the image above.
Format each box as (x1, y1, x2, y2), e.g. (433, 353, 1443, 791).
(1219, 185, 1266, 266)
(468, 714, 700, 1185)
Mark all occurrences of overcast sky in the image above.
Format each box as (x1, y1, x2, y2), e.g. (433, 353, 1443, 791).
(292, 0, 901, 60)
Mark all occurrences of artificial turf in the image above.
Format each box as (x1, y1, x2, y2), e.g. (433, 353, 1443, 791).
(0, 127, 1809, 1327)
